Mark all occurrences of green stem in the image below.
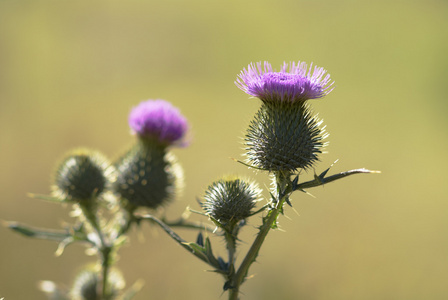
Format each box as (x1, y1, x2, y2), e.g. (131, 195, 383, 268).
(79, 202, 111, 300)
(228, 204, 284, 300)
(225, 233, 236, 265)
(224, 228, 237, 281)
(100, 246, 112, 299)
(228, 172, 289, 300)
(114, 205, 138, 240)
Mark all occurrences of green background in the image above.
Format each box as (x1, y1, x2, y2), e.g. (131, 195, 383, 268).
(1, 0, 447, 299)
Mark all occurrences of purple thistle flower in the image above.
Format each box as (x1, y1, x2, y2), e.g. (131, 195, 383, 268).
(128, 99, 189, 146)
(235, 61, 334, 103)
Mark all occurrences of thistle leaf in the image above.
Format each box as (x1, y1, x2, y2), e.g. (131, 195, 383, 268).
(204, 237, 220, 268)
(6, 222, 71, 242)
(28, 193, 69, 203)
(294, 168, 380, 191)
(182, 242, 209, 262)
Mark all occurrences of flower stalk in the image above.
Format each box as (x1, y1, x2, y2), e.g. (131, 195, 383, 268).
(228, 171, 290, 300)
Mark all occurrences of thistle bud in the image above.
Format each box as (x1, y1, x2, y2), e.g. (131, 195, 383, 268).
(113, 99, 188, 210)
(70, 268, 125, 300)
(245, 101, 326, 172)
(202, 177, 260, 229)
(52, 149, 113, 203)
(236, 61, 333, 172)
(113, 140, 183, 209)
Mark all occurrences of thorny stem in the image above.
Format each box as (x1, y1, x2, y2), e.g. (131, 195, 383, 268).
(224, 226, 239, 283)
(100, 246, 112, 299)
(79, 202, 111, 300)
(228, 172, 290, 300)
(225, 232, 236, 268)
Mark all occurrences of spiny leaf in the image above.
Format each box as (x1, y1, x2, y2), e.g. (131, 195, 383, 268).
(28, 193, 68, 203)
(204, 237, 221, 268)
(182, 242, 208, 262)
(294, 168, 380, 191)
(7, 221, 72, 241)
(196, 232, 204, 247)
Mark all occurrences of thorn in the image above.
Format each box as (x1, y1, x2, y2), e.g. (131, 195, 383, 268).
(230, 158, 265, 171)
(297, 188, 315, 198)
(291, 206, 301, 217)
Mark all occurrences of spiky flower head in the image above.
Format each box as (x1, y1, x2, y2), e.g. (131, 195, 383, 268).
(52, 149, 114, 203)
(236, 61, 333, 172)
(202, 177, 261, 229)
(113, 140, 183, 210)
(70, 268, 125, 300)
(245, 102, 327, 172)
(128, 99, 189, 147)
(235, 61, 334, 103)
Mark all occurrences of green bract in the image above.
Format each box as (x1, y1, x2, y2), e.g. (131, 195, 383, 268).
(202, 177, 260, 228)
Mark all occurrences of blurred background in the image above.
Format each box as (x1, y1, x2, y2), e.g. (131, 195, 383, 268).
(1, 0, 447, 299)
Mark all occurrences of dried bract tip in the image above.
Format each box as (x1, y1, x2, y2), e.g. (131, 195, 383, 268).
(202, 177, 261, 227)
(236, 61, 334, 103)
(128, 99, 189, 147)
(52, 149, 114, 203)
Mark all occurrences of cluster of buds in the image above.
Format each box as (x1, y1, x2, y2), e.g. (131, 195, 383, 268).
(52, 99, 188, 213)
(197, 61, 334, 250)
(41, 99, 189, 300)
(9, 59, 376, 300)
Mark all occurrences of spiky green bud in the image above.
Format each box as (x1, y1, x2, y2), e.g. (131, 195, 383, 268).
(245, 101, 326, 172)
(113, 139, 183, 210)
(52, 149, 113, 203)
(70, 268, 125, 300)
(202, 177, 260, 228)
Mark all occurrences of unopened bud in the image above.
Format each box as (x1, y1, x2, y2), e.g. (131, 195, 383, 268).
(202, 177, 260, 228)
(52, 149, 113, 203)
(113, 140, 183, 209)
(70, 268, 125, 300)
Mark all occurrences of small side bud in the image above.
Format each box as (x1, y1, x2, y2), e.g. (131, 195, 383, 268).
(52, 149, 114, 203)
(70, 268, 125, 300)
(202, 177, 261, 230)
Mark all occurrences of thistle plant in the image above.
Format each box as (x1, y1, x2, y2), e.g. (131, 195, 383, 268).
(145, 61, 378, 300)
(6, 99, 203, 300)
(6, 60, 378, 300)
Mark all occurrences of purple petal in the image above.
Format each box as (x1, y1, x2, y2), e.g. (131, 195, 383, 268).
(128, 99, 189, 146)
(235, 61, 334, 103)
